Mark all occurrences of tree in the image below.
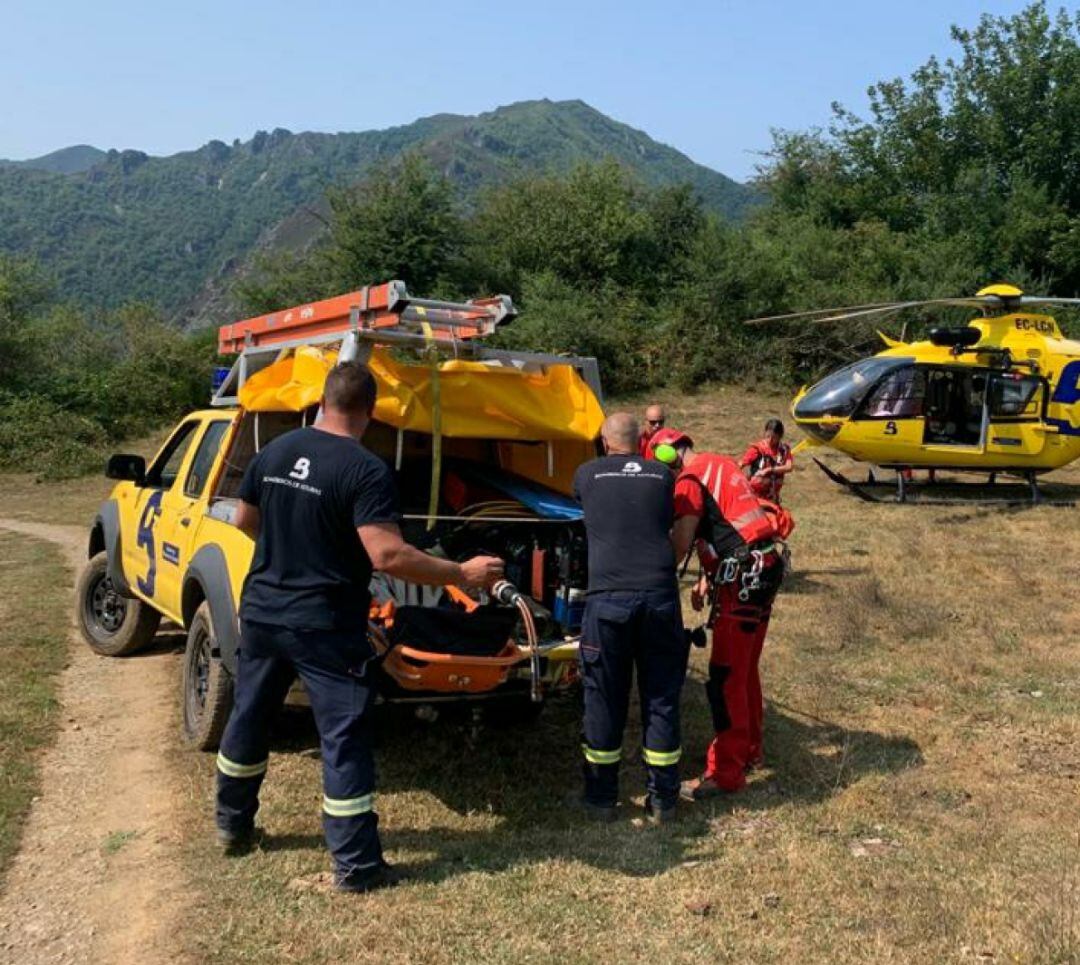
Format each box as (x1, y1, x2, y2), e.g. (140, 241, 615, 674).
(0, 255, 53, 391)
(471, 160, 653, 295)
(322, 154, 463, 295)
(761, 3, 1080, 291)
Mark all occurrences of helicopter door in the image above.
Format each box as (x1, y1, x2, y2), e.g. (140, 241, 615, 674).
(922, 368, 988, 448)
(847, 364, 927, 459)
(984, 372, 1047, 457)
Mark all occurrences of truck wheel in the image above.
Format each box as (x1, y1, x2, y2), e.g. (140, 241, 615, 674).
(182, 602, 234, 751)
(75, 551, 161, 656)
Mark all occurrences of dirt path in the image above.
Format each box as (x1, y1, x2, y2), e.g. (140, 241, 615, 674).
(0, 519, 192, 965)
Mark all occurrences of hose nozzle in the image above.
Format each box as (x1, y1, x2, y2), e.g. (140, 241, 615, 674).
(492, 580, 525, 607)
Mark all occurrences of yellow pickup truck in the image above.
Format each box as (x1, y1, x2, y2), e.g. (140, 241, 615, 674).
(75, 284, 605, 752)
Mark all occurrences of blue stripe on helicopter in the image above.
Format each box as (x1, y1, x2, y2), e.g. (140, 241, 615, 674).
(1046, 418, 1080, 437)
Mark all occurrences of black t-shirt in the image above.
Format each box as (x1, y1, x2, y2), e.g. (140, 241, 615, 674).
(238, 426, 401, 630)
(572, 454, 677, 594)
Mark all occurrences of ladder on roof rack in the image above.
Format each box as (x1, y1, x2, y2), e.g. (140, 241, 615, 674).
(211, 280, 604, 405)
(217, 280, 515, 354)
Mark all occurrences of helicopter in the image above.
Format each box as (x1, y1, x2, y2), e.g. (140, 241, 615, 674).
(746, 285, 1080, 504)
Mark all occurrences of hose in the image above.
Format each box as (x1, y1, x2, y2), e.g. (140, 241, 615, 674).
(516, 597, 541, 704)
(493, 580, 542, 703)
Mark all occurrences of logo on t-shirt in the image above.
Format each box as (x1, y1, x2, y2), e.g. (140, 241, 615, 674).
(289, 457, 311, 481)
(623, 461, 642, 473)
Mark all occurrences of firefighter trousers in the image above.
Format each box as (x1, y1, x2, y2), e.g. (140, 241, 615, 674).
(580, 587, 689, 810)
(703, 558, 782, 792)
(216, 619, 381, 883)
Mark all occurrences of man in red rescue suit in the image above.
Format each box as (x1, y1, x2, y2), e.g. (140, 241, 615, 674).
(653, 429, 784, 797)
(740, 418, 794, 503)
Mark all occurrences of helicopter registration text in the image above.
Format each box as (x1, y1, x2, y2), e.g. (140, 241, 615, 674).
(1015, 318, 1056, 334)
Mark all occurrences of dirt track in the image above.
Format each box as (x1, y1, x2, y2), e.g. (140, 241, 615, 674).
(0, 519, 191, 965)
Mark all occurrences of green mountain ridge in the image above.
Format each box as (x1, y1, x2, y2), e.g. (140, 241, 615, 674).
(0, 100, 757, 325)
(0, 144, 108, 175)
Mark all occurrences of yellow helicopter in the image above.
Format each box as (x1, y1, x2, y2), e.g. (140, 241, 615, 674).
(748, 285, 1080, 504)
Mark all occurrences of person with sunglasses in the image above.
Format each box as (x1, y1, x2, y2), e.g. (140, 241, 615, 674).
(638, 404, 667, 458)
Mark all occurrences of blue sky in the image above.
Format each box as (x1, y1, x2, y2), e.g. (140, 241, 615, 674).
(1, 0, 1041, 181)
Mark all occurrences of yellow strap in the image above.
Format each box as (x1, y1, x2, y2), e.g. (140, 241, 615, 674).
(422, 320, 442, 532)
(216, 753, 268, 779)
(322, 793, 375, 817)
(581, 743, 621, 765)
(642, 747, 682, 767)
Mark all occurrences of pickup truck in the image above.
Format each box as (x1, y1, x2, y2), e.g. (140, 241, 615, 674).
(77, 403, 597, 750)
(76, 284, 604, 751)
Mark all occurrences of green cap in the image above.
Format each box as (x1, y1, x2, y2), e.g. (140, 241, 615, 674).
(654, 443, 678, 465)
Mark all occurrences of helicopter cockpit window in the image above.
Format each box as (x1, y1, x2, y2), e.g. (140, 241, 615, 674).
(859, 365, 926, 419)
(988, 374, 1042, 420)
(794, 357, 914, 420)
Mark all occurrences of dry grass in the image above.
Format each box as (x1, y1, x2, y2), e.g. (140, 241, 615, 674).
(6, 385, 1080, 963)
(0, 533, 70, 880)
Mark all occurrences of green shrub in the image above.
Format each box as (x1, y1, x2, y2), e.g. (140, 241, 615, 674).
(0, 395, 109, 479)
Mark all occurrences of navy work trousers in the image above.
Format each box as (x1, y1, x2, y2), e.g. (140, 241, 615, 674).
(579, 587, 689, 810)
(216, 619, 381, 882)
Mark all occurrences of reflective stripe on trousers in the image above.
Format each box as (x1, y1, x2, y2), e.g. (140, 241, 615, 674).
(642, 746, 681, 767)
(323, 794, 374, 818)
(216, 752, 268, 779)
(581, 744, 621, 765)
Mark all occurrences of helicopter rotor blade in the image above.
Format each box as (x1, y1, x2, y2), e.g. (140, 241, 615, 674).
(800, 298, 992, 327)
(1018, 296, 1080, 308)
(744, 297, 992, 327)
(743, 300, 912, 326)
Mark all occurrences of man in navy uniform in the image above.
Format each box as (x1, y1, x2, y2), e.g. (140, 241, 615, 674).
(572, 412, 687, 823)
(218, 360, 503, 893)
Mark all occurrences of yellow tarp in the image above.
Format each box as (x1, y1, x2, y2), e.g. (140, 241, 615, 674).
(238, 346, 604, 442)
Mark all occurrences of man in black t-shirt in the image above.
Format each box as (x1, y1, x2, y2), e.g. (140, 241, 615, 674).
(216, 361, 503, 893)
(572, 412, 687, 823)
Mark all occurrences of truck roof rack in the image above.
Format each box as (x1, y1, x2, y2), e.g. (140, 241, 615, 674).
(217, 280, 516, 354)
(212, 280, 603, 405)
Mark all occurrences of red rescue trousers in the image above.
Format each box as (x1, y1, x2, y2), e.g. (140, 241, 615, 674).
(702, 556, 782, 792)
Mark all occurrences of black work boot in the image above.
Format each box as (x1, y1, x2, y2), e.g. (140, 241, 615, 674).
(645, 800, 678, 826)
(335, 860, 405, 894)
(563, 792, 617, 823)
(216, 825, 258, 856)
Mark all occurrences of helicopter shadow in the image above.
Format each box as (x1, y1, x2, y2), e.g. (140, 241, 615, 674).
(261, 679, 922, 883)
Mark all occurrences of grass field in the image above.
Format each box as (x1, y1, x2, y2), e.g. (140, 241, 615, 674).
(0, 533, 71, 880)
(5, 384, 1080, 963)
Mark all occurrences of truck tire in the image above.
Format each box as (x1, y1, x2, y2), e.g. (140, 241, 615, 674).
(182, 602, 234, 751)
(75, 551, 161, 656)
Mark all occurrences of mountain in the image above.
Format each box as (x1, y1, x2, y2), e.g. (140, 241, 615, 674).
(0, 100, 757, 325)
(0, 145, 107, 175)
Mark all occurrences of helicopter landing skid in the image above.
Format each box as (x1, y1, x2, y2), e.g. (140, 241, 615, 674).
(811, 458, 1076, 507)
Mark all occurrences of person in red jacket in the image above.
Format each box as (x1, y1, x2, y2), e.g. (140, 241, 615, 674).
(638, 404, 667, 458)
(740, 419, 794, 503)
(656, 431, 784, 797)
